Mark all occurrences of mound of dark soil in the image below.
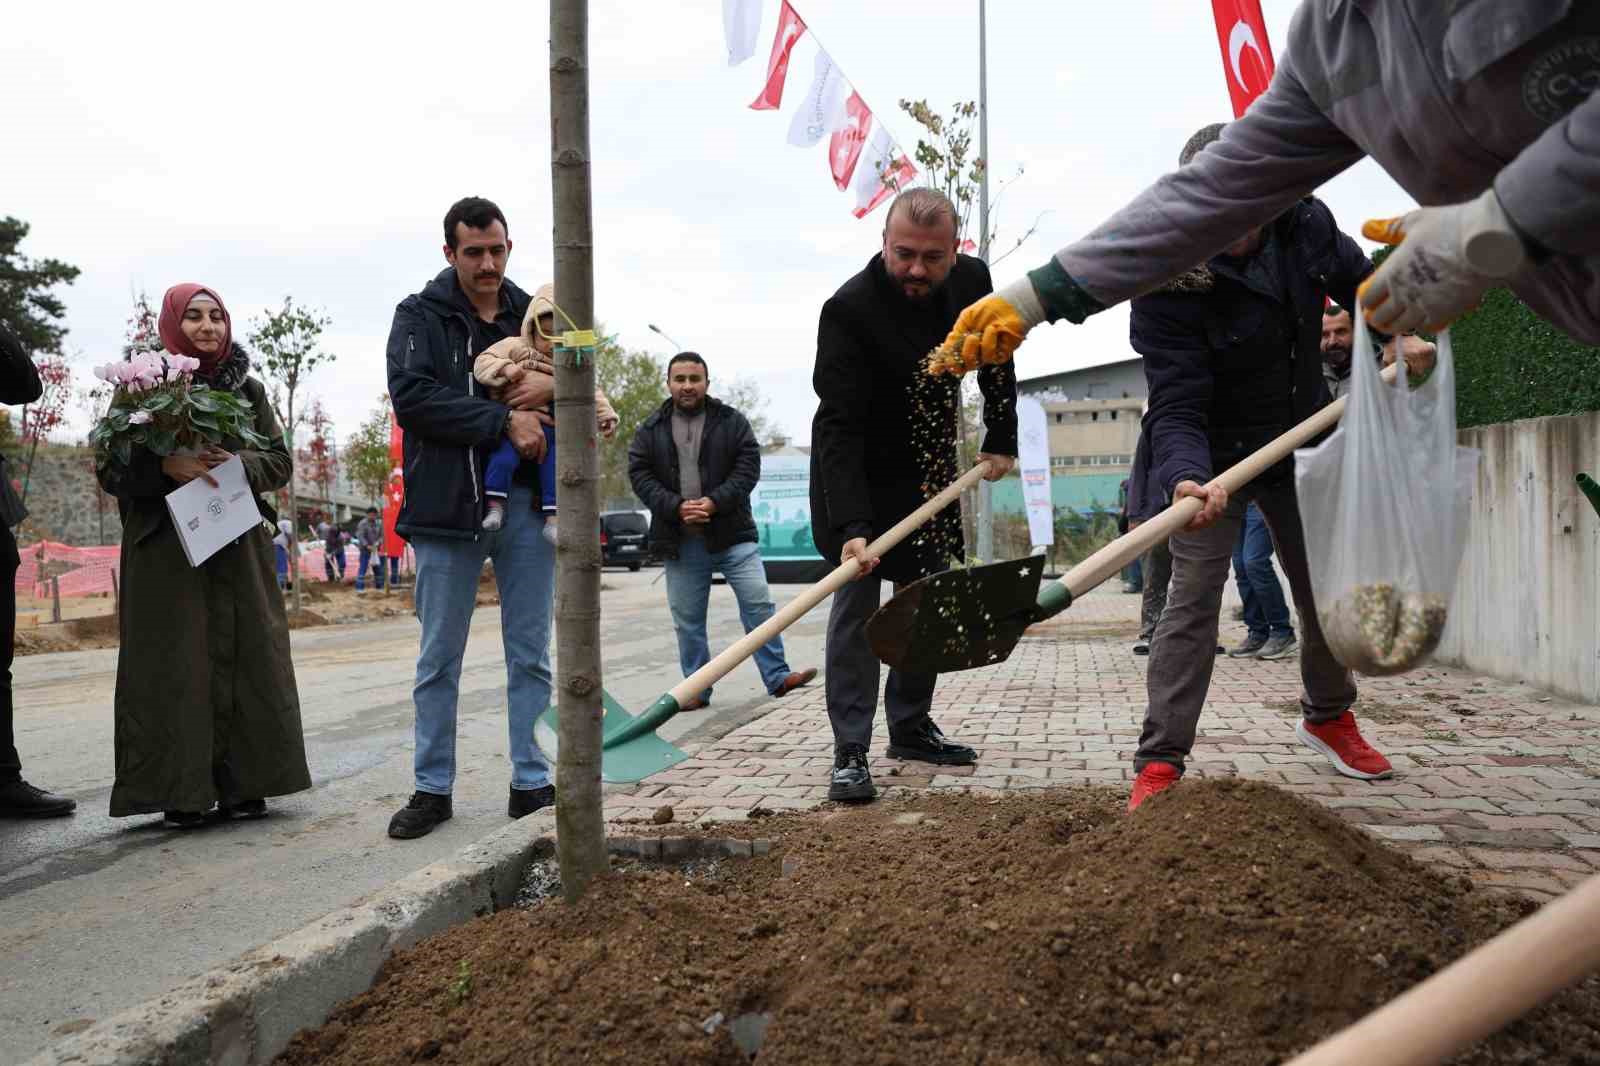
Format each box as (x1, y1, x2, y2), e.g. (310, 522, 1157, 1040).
(277, 781, 1600, 1066)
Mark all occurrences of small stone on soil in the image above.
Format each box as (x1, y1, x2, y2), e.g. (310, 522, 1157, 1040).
(651, 806, 674, 825)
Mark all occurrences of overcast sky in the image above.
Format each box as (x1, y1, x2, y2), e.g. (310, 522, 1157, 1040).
(3, 0, 1410, 447)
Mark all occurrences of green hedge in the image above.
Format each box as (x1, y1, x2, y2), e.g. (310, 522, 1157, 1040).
(1367, 244, 1600, 427)
(1450, 287, 1600, 428)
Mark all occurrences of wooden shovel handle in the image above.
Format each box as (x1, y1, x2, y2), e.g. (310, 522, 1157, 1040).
(1054, 363, 1400, 602)
(1286, 872, 1600, 1066)
(668, 461, 993, 706)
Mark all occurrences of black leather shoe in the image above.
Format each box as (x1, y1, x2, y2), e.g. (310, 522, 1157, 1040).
(163, 810, 207, 829)
(388, 791, 453, 839)
(886, 719, 977, 766)
(220, 798, 268, 820)
(0, 779, 77, 818)
(508, 784, 555, 819)
(828, 744, 876, 802)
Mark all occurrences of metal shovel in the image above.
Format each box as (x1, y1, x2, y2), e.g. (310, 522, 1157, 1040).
(869, 365, 1400, 674)
(535, 461, 995, 783)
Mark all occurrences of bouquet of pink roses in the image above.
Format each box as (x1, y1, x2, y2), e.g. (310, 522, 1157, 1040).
(90, 352, 269, 468)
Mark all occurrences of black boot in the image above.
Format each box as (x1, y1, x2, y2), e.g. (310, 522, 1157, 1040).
(886, 718, 977, 766)
(388, 791, 453, 839)
(0, 779, 76, 818)
(219, 798, 268, 820)
(828, 743, 876, 803)
(508, 784, 555, 819)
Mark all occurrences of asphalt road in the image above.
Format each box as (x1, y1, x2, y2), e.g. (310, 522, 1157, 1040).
(0, 567, 830, 1063)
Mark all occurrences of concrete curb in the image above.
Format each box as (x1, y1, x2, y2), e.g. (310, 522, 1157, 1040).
(24, 818, 777, 1066)
(23, 812, 557, 1066)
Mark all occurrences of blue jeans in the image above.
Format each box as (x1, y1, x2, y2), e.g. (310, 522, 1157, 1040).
(356, 545, 385, 591)
(663, 538, 790, 703)
(274, 544, 289, 589)
(1232, 502, 1292, 639)
(410, 483, 553, 795)
(485, 424, 558, 513)
(388, 555, 402, 583)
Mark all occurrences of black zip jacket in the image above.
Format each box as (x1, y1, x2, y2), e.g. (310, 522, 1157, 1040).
(386, 269, 531, 540)
(627, 397, 759, 559)
(0, 323, 42, 531)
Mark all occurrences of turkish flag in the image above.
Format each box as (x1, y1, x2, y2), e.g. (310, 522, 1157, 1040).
(749, 1, 807, 111)
(851, 126, 916, 219)
(828, 92, 872, 190)
(382, 409, 407, 557)
(1211, 0, 1276, 118)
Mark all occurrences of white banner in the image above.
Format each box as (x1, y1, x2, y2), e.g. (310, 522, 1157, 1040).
(1017, 397, 1054, 548)
(723, 0, 763, 66)
(787, 47, 847, 147)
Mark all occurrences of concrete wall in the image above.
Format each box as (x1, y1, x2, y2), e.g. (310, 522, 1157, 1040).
(1436, 411, 1600, 704)
(8, 444, 122, 547)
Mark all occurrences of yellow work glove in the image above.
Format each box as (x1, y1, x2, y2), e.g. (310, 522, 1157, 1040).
(931, 279, 1046, 376)
(1358, 188, 1526, 334)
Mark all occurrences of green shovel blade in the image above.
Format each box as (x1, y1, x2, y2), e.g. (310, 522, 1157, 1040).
(534, 690, 691, 785)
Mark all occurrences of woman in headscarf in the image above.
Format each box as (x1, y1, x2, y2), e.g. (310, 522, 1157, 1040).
(96, 284, 311, 828)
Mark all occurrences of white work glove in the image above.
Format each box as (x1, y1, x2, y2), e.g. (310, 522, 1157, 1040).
(1358, 188, 1527, 334)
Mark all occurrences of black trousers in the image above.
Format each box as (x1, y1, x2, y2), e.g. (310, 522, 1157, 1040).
(824, 575, 936, 750)
(1, 524, 20, 783)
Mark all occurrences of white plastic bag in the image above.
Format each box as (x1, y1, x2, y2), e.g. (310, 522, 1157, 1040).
(1294, 307, 1479, 675)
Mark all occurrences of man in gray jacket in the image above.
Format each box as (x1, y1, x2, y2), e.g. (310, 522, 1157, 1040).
(947, 3, 1600, 362)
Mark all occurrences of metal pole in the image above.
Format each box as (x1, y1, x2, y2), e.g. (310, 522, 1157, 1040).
(975, 0, 995, 564)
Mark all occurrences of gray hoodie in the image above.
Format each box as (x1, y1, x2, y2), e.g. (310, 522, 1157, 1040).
(1050, 1, 1600, 345)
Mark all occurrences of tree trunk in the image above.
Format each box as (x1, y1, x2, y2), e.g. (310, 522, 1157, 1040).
(550, 0, 607, 903)
(287, 395, 301, 614)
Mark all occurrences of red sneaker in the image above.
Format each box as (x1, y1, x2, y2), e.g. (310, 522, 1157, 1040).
(1296, 712, 1393, 780)
(1127, 762, 1181, 812)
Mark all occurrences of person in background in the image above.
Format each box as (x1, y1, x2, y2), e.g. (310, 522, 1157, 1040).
(1321, 304, 1436, 403)
(272, 515, 296, 591)
(0, 322, 75, 818)
(95, 284, 310, 828)
(321, 517, 346, 584)
(628, 352, 815, 712)
(354, 506, 385, 592)
(1116, 477, 1142, 594)
(1228, 504, 1296, 660)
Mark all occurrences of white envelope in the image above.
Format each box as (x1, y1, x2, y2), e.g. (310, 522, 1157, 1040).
(163, 455, 265, 568)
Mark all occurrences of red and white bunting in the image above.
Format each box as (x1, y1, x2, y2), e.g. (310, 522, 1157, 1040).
(723, 0, 763, 67)
(828, 91, 872, 189)
(749, 0, 807, 111)
(852, 124, 916, 219)
(787, 47, 847, 147)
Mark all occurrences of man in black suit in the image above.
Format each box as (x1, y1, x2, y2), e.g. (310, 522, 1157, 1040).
(810, 188, 1018, 802)
(0, 323, 75, 817)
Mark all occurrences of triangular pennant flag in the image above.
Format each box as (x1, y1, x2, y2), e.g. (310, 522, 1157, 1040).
(749, 1, 807, 111)
(723, 0, 763, 67)
(828, 92, 872, 189)
(852, 125, 916, 219)
(787, 47, 847, 147)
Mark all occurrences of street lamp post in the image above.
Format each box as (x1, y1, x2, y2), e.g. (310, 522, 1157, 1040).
(975, 0, 996, 565)
(648, 323, 686, 351)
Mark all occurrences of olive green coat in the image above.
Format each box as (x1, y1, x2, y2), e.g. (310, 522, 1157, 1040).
(96, 351, 310, 817)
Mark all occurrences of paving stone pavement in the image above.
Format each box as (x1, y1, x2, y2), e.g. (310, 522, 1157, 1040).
(603, 588, 1600, 901)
